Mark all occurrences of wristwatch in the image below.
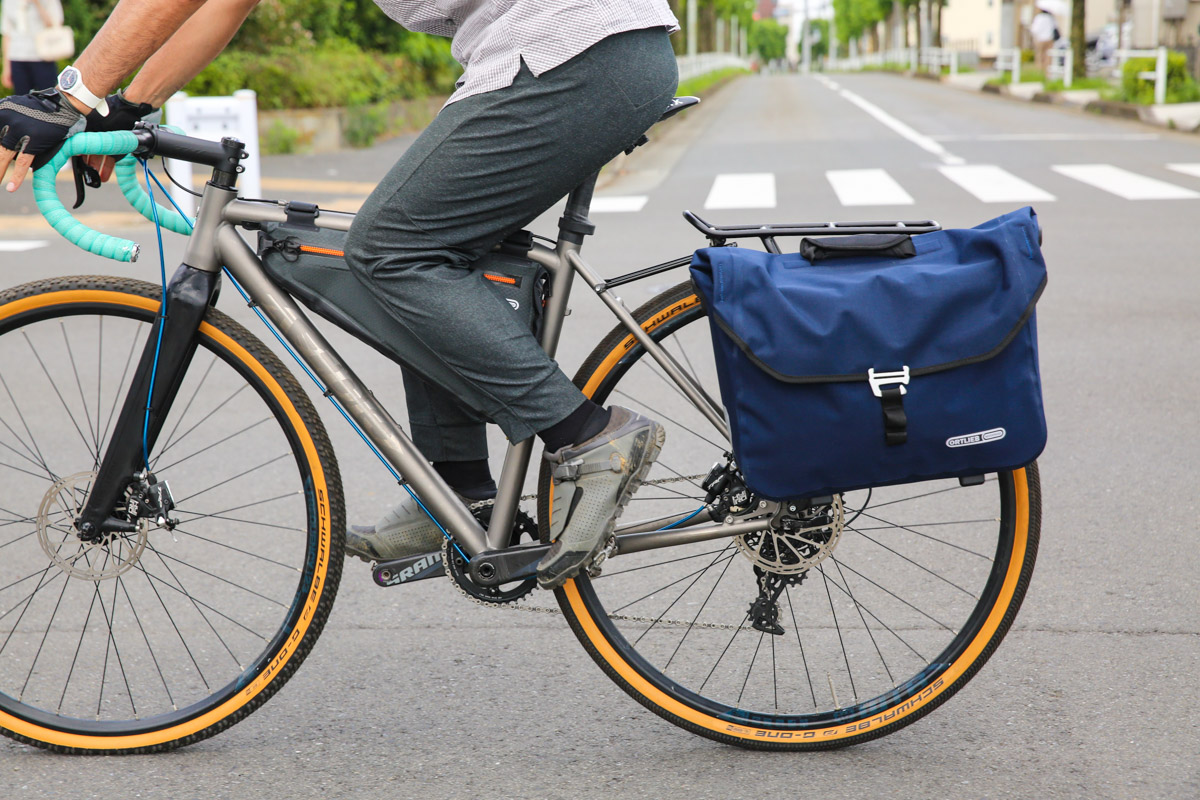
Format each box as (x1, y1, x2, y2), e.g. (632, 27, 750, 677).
(57, 66, 109, 117)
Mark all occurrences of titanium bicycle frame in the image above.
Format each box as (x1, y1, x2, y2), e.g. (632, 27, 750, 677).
(74, 141, 770, 579)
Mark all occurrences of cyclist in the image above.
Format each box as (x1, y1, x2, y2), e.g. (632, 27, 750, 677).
(0, 0, 679, 589)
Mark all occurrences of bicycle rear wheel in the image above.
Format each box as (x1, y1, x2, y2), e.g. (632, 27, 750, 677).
(540, 281, 1041, 749)
(0, 277, 344, 753)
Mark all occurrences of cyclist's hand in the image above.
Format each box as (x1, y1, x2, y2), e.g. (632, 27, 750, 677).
(0, 89, 85, 193)
(84, 91, 161, 182)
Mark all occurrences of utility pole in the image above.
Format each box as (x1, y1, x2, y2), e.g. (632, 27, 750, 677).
(687, 0, 697, 57)
(801, 0, 812, 72)
(787, 0, 802, 68)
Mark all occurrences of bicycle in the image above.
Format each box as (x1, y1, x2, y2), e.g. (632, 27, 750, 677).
(0, 105, 1041, 753)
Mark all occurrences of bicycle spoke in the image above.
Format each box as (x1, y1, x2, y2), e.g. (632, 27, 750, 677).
(824, 559, 929, 661)
(173, 452, 290, 505)
(152, 384, 250, 465)
(117, 574, 177, 711)
(601, 545, 732, 579)
(154, 416, 272, 474)
(146, 544, 289, 608)
(818, 564, 857, 705)
(0, 375, 55, 480)
(172, 526, 302, 572)
(664, 553, 740, 671)
(856, 509, 994, 560)
(784, 586, 818, 708)
(99, 326, 141, 450)
(847, 523, 978, 598)
(736, 632, 766, 708)
(23, 332, 98, 461)
(153, 355, 219, 465)
(61, 322, 101, 462)
(613, 387, 727, 453)
(18, 571, 71, 701)
(829, 557, 953, 633)
(832, 558, 895, 687)
(698, 610, 751, 693)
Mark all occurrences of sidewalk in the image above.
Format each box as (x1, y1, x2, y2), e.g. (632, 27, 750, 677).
(882, 66, 1200, 133)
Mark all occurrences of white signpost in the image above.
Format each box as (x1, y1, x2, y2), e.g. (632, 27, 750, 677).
(163, 89, 261, 217)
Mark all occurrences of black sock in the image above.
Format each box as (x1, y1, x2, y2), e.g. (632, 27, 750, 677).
(432, 459, 496, 499)
(538, 400, 611, 452)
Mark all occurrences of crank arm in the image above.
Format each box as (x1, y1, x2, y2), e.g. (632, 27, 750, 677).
(373, 549, 446, 587)
(468, 542, 550, 586)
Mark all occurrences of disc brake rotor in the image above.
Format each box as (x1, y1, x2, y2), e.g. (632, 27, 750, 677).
(735, 495, 844, 575)
(37, 471, 149, 581)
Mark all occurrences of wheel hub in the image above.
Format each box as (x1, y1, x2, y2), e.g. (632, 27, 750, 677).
(37, 471, 149, 581)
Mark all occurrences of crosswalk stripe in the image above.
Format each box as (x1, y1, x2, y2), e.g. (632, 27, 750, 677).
(590, 195, 648, 213)
(1165, 163, 1200, 180)
(1052, 164, 1199, 200)
(704, 173, 776, 210)
(826, 169, 914, 206)
(937, 165, 1056, 203)
(0, 240, 49, 252)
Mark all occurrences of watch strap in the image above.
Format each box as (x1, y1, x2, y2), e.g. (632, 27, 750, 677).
(57, 67, 109, 117)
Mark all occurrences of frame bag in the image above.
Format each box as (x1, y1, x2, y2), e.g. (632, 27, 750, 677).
(689, 206, 1048, 501)
(256, 219, 547, 367)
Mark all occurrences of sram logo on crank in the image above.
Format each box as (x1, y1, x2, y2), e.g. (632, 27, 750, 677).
(374, 551, 444, 587)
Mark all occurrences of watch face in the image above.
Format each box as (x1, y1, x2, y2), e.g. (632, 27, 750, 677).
(59, 67, 79, 91)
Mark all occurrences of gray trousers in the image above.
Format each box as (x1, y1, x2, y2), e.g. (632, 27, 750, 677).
(345, 27, 679, 462)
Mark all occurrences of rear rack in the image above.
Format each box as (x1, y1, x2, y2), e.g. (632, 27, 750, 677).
(683, 211, 942, 254)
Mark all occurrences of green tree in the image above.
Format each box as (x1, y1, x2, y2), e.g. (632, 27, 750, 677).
(749, 18, 787, 61)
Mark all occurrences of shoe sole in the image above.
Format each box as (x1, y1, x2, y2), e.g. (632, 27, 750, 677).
(538, 422, 666, 590)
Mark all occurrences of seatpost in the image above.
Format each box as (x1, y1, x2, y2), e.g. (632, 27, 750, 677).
(558, 172, 599, 245)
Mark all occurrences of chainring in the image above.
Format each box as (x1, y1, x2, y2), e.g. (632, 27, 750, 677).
(444, 507, 539, 606)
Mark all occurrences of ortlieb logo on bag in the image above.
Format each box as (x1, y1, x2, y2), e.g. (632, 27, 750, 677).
(946, 428, 1007, 448)
(689, 206, 1048, 501)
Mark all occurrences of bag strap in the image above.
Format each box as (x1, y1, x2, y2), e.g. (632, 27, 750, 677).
(799, 233, 915, 263)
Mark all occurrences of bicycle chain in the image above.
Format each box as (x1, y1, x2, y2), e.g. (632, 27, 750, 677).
(443, 475, 758, 630)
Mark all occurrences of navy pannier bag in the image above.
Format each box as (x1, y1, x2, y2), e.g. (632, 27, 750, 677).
(689, 206, 1047, 501)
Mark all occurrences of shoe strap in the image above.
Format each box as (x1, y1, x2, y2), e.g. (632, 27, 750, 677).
(551, 453, 624, 481)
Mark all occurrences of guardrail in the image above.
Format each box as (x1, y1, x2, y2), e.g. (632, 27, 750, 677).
(1115, 46, 1168, 105)
(676, 53, 751, 83)
(828, 47, 978, 75)
(1046, 48, 1074, 88)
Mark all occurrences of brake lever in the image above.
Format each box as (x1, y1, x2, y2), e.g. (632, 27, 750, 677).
(71, 155, 102, 210)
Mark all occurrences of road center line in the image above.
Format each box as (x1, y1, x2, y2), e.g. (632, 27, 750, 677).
(827, 83, 965, 166)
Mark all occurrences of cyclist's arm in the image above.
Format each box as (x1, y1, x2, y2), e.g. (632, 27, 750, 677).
(122, 0, 261, 107)
(64, 0, 213, 114)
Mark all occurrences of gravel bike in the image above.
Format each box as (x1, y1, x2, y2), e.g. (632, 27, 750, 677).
(0, 105, 1041, 753)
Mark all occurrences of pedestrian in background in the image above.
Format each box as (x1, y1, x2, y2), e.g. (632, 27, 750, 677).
(1, 0, 65, 95)
(1029, 1, 1059, 76)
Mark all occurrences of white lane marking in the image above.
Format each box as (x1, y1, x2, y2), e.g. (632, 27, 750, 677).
(831, 86, 965, 165)
(826, 169, 914, 206)
(704, 173, 776, 210)
(938, 165, 1056, 203)
(589, 195, 648, 213)
(0, 240, 49, 252)
(933, 133, 1160, 142)
(1052, 164, 1200, 200)
(1166, 163, 1200, 180)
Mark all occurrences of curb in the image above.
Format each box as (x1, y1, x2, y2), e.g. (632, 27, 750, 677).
(875, 67, 1200, 134)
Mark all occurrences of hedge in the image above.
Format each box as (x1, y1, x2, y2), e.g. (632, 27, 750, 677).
(1121, 51, 1200, 104)
(183, 40, 459, 110)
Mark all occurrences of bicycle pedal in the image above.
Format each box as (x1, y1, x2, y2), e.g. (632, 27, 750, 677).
(587, 536, 618, 578)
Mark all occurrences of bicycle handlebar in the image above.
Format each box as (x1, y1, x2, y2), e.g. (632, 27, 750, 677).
(33, 131, 146, 262)
(32, 127, 225, 263)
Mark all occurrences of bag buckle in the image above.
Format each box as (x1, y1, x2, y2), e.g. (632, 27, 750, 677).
(867, 367, 910, 398)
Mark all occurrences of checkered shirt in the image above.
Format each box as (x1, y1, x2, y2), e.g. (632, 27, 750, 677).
(372, 1, 680, 104)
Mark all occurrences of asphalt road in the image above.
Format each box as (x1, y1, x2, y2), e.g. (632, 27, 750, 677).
(1, 71, 1197, 799)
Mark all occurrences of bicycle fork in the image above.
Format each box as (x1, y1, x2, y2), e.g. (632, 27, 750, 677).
(74, 264, 220, 540)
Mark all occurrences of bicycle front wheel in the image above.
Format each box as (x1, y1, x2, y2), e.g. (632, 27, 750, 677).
(542, 281, 1041, 750)
(0, 277, 344, 753)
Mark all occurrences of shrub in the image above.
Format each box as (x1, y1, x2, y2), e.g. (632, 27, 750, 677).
(262, 121, 301, 154)
(1121, 51, 1200, 104)
(184, 41, 459, 110)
